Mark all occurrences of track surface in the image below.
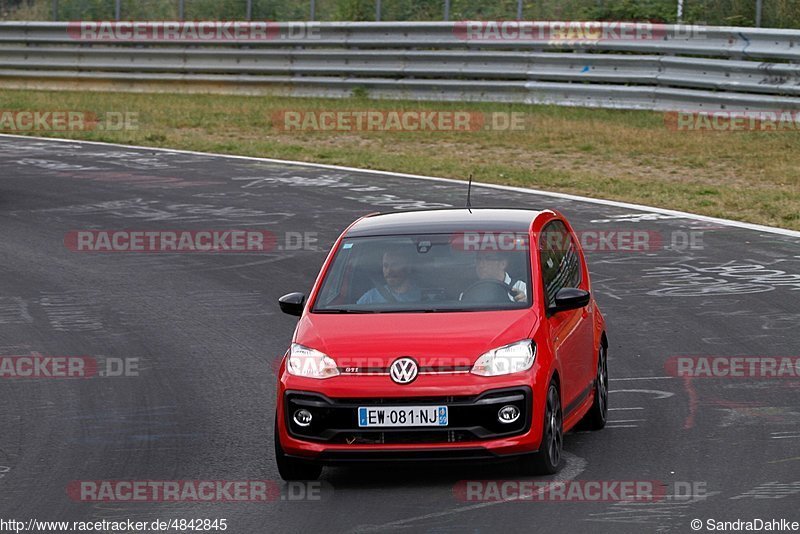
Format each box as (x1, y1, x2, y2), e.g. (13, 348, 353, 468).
(0, 135, 798, 533)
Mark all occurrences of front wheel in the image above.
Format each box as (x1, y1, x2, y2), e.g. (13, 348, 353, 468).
(582, 343, 609, 430)
(274, 417, 322, 481)
(520, 380, 563, 475)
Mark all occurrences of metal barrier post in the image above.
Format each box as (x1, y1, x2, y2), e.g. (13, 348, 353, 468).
(756, 0, 763, 27)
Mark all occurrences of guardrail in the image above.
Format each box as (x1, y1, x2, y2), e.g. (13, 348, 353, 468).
(1, 21, 799, 111)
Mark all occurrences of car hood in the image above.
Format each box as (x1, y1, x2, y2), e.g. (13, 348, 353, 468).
(294, 310, 537, 368)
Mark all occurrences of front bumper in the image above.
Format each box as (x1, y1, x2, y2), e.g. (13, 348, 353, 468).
(278, 385, 541, 461)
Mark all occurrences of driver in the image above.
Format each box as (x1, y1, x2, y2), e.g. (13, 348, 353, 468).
(462, 251, 527, 302)
(357, 246, 421, 304)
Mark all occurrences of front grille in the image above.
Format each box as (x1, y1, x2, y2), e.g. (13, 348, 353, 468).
(284, 387, 531, 445)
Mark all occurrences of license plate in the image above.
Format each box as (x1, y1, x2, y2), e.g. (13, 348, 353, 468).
(358, 405, 448, 428)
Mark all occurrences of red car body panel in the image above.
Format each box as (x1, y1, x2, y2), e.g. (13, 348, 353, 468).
(276, 209, 606, 462)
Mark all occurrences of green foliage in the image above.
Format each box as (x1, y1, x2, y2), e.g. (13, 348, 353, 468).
(578, 0, 677, 22)
(121, 0, 177, 19)
(334, 0, 373, 21)
(384, 0, 443, 21)
(3, 0, 800, 28)
(351, 85, 369, 98)
(251, 0, 308, 21)
(56, 0, 115, 20)
(184, 0, 248, 20)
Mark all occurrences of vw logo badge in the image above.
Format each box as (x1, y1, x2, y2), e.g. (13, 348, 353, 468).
(389, 357, 418, 384)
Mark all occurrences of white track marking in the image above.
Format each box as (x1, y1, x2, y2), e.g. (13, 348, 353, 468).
(609, 377, 674, 381)
(768, 456, 800, 464)
(608, 419, 646, 423)
(771, 433, 800, 439)
(609, 407, 644, 411)
(1, 133, 799, 238)
(610, 389, 675, 399)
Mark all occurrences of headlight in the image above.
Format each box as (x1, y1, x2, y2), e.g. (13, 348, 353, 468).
(471, 340, 535, 377)
(286, 343, 340, 379)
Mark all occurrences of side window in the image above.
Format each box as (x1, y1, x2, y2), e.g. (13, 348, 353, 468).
(539, 221, 581, 308)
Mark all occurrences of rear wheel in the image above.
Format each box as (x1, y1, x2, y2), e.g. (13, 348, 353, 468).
(520, 380, 563, 475)
(274, 417, 322, 481)
(582, 343, 609, 430)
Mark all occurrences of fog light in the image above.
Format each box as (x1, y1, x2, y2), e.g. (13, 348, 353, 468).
(293, 409, 313, 427)
(498, 405, 520, 424)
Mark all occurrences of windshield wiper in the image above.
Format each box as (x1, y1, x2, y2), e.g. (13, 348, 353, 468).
(315, 308, 376, 314)
(372, 308, 452, 313)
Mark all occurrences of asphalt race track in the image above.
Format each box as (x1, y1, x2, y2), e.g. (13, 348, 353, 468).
(0, 134, 798, 533)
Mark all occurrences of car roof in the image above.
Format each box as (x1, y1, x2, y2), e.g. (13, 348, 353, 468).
(345, 208, 545, 237)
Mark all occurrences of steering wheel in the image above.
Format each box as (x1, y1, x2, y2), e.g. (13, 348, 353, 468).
(461, 279, 512, 303)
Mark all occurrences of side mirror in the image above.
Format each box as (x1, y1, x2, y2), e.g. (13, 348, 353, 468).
(278, 292, 306, 317)
(550, 288, 591, 314)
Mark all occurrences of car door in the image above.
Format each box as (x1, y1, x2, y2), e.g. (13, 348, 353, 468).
(539, 220, 594, 413)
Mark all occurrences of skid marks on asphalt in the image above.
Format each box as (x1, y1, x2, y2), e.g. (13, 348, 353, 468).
(586, 492, 718, 528)
(350, 452, 588, 534)
(63, 404, 204, 447)
(0, 297, 33, 325)
(605, 378, 679, 430)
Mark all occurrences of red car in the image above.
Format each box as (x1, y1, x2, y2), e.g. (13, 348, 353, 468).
(275, 209, 608, 480)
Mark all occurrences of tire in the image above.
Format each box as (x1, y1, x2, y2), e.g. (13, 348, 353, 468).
(274, 418, 322, 481)
(582, 342, 609, 431)
(520, 380, 563, 475)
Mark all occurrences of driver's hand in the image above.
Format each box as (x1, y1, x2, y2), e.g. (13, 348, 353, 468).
(511, 288, 526, 302)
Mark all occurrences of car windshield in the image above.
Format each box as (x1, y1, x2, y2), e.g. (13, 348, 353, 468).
(312, 232, 532, 313)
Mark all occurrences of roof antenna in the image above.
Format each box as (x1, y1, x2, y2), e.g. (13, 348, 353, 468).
(466, 173, 473, 213)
